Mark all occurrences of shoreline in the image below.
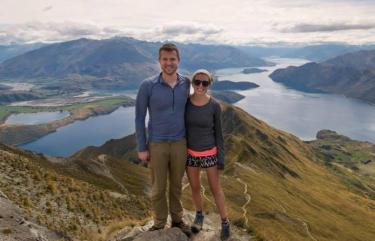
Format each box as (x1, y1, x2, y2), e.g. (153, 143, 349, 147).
(0, 97, 135, 145)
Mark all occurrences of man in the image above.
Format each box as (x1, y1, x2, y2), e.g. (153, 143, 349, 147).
(135, 43, 191, 236)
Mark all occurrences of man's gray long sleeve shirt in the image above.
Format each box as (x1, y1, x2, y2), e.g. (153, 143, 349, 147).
(135, 73, 190, 151)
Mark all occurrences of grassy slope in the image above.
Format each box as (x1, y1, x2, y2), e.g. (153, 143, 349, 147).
(2, 103, 375, 241)
(0, 143, 150, 241)
(193, 104, 375, 241)
(73, 103, 375, 241)
(308, 130, 375, 199)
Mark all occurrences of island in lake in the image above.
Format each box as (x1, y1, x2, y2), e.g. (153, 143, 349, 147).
(241, 68, 268, 74)
(211, 80, 259, 91)
(211, 91, 245, 104)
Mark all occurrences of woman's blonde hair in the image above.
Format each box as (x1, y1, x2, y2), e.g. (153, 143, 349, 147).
(191, 69, 213, 84)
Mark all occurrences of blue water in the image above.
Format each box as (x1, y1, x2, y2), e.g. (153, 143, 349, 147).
(216, 58, 375, 143)
(19, 58, 375, 157)
(5, 111, 69, 125)
(20, 107, 135, 157)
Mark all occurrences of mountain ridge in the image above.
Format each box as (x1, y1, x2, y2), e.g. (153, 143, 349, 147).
(70, 102, 375, 241)
(269, 49, 375, 104)
(0, 37, 272, 90)
(1, 103, 375, 241)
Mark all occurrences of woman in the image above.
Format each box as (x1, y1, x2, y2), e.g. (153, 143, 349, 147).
(185, 69, 230, 240)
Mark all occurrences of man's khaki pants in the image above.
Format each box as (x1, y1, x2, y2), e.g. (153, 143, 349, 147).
(149, 138, 187, 228)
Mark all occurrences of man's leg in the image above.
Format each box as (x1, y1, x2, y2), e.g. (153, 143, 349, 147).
(149, 141, 169, 228)
(169, 138, 187, 223)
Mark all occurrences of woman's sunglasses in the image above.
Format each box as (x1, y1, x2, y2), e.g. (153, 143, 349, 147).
(193, 79, 210, 87)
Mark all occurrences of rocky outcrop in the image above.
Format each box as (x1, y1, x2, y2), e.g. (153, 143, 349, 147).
(109, 212, 252, 241)
(0, 194, 64, 241)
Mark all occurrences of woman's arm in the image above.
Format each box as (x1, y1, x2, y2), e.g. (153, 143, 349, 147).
(214, 101, 225, 169)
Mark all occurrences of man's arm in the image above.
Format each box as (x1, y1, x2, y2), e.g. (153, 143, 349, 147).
(135, 81, 150, 161)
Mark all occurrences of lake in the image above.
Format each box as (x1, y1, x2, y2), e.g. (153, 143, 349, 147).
(216, 58, 375, 143)
(20, 58, 375, 156)
(19, 106, 135, 157)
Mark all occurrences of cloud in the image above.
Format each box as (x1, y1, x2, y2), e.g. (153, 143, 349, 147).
(43, 5, 53, 12)
(280, 22, 375, 33)
(0, 21, 125, 44)
(1, 19, 375, 46)
(142, 22, 223, 43)
(0, 21, 224, 45)
(159, 23, 222, 36)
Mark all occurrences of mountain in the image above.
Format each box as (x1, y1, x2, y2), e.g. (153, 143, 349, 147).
(269, 49, 375, 104)
(0, 142, 150, 241)
(0, 193, 63, 241)
(71, 103, 375, 241)
(211, 91, 245, 104)
(308, 130, 375, 199)
(0, 43, 46, 63)
(178, 44, 272, 70)
(281, 44, 374, 62)
(0, 91, 43, 104)
(1, 103, 375, 240)
(238, 44, 375, 62)
(211, 80, 259, 91)
(0, 37, 271, 90)
(0, 38, 159, 90)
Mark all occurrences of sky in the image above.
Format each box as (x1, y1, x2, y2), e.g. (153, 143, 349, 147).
(1, 0, 375, 45)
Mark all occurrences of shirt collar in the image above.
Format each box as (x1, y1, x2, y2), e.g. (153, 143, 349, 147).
(158, 72, 183, 85)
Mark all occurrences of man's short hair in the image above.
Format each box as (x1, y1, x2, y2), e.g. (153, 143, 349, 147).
(159, 43, 180, 60)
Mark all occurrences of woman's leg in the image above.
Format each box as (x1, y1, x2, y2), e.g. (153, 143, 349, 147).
(206, 166, 227, 219)
(187, 166, 203, 212)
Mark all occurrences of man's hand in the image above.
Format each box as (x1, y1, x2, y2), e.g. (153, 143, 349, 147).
(138, 151, 150, 162)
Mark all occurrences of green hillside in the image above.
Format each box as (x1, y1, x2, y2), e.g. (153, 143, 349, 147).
(73, 103, 375, 241)
(1, 103, 375, 241)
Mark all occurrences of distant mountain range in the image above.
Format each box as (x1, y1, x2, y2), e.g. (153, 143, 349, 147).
(0, 37, 272, 89)
(0, 43, 46, 63)
(238, 44, 375, 62)
(269, 49, 375, 104)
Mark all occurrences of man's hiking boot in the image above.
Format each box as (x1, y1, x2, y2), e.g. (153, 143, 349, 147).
(171, 221, 192, 237)
(220, 220, 231, 240)
(191, 212, 204, 233)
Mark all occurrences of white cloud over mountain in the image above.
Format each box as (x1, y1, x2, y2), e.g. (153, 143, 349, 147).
(1, 0, 375, 45)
